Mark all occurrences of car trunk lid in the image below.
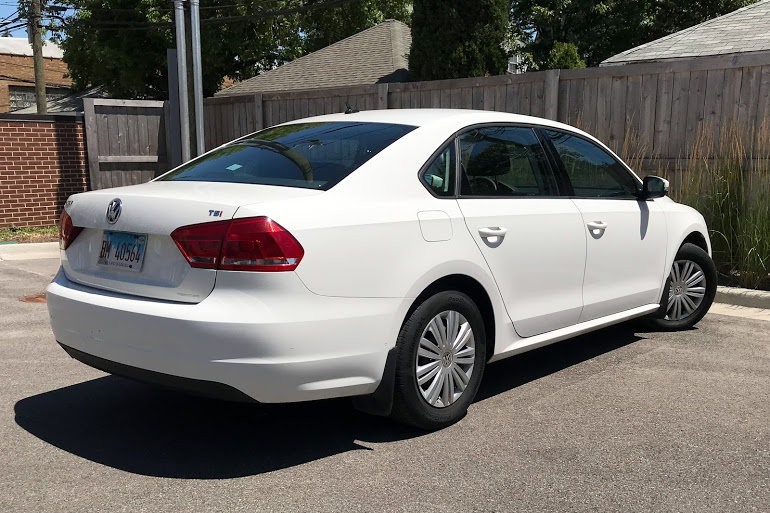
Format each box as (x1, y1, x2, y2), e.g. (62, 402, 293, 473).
(61, 181, 321, 303)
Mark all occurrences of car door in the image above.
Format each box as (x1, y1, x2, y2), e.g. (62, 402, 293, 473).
(456, 125, 586, 338)
(541, 129, 668, 322)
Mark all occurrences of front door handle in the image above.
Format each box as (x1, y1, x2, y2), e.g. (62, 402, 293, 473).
(586, 221, 608, 231)
(478, 227, 507, 239)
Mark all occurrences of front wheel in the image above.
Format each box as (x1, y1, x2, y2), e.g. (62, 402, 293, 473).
(390, 291, 487, 430)
(646, 243, 717, 331)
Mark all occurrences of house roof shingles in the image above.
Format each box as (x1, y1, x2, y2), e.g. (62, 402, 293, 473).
(601, 0, 770, 66)
(216, 19, 411, 97)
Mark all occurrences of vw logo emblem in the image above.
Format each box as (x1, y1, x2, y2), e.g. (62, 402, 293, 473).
(106, 198, 122, 224)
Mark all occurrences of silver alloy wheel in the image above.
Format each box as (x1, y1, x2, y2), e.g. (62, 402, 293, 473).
(666, 259, 707, 321)
(415, 310, 475, 408)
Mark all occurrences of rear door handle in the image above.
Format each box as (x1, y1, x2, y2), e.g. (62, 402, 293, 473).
(586, 221, 608, 231)
(478, 227, 507, 238)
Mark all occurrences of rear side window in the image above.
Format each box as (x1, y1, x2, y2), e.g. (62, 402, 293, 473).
(459, 126, 557, 197)
(159, 122, 416, 190)
(421, 143, 456, 197)
(544, 130, 639, 198)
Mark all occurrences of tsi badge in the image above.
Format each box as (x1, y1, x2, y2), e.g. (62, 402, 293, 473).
(208, 210, 224, 217)
(106, 198, 122, 224)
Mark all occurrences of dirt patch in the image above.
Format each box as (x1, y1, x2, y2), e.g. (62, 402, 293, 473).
(3, 234, 59, 244)
(20, 293, 47, 303)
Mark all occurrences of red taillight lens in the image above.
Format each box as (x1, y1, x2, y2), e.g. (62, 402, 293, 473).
(220, 217, 304, 271)
(170, 220, 230, 269)
(170, 217, 304, 272)
(59, 210, 83, 250)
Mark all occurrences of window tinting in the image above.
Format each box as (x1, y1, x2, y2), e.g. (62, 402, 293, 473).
(459, 126, 557, 197)
(422, 143, 456, 196)
(545, 130, 639, 198)
(159, 122, 417, 190)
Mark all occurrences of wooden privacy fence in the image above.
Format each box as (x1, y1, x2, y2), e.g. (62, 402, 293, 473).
(204, 51, 770, 166)
(83, 98, 169, 190)
(84, 50, 770, 189)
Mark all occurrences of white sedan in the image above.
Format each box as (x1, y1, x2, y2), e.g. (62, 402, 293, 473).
(47, 109, 716, 429)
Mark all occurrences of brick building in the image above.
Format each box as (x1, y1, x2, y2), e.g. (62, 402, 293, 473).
(0, 37, 71, 113)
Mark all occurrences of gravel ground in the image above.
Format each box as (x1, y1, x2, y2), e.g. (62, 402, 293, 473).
(1, 257, 768, 513)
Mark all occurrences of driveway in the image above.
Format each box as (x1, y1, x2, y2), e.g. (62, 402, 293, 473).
(1, 255, 768, 512)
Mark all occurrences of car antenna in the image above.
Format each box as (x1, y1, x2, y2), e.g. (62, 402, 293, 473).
(344, 101, 359, 114)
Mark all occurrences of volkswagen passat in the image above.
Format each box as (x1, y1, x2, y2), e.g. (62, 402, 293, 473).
(47, 109, 716, 429)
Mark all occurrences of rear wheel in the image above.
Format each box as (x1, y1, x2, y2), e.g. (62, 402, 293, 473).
(646, 243, 717, 331)
(390, 291, 486, 430)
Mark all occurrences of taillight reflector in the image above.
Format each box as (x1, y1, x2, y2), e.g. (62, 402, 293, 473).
(59, 210, 84, 250)
(170, 217, 304, 272)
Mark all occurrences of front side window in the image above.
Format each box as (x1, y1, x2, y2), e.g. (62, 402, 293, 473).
(459, 126, 557, 197)
(544, 130, 639, 198)
(421, 143, 456, 197)
(159, 122, 416, 190)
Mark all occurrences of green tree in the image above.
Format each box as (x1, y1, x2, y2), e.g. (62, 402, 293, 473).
(300, 0, 411, 53)
(409, 0, 509, 81)
(510, 0, 758, 69)
(545, 41, 584, 69)
(51, 0, 410, 99)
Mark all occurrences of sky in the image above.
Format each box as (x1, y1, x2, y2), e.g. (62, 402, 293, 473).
(0, 1, 61, 40)
(0, 2, 26, 38)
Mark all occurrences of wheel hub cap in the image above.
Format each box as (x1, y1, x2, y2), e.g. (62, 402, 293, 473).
(416, 310, 475, 408)
(666, 259, 707, 321)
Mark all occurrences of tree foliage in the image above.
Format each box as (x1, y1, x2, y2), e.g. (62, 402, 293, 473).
(510, 0, 758, 69)
(409, 0, 509, 81)
(545, 41, 584, 69)
(51, 0, 409, 98)
(300, 0, 411, 53)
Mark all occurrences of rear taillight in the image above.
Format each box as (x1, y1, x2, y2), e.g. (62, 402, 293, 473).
(170, 220, 230, 269)
(170, 217, 304, 272)
(59, 210, 83, 250)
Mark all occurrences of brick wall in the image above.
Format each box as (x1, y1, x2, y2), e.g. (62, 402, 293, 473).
(0, 115, 89, 229)
(0, 54, 71, 112)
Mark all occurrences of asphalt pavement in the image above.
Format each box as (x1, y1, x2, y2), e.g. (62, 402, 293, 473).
(1, 255, 768, 513)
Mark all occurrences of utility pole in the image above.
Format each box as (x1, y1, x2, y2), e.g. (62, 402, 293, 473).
(30, 0, 46, 114)
(173, 0, 191, 162)
(189, 0, 205, 156)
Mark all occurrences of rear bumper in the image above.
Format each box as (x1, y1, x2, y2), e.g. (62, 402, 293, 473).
(59, 342, 256, 402)
(47, 268, 408, 403)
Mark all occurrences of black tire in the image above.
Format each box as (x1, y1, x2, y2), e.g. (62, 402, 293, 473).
(390, 290, 486, 430)
(644, 243, 717, 331)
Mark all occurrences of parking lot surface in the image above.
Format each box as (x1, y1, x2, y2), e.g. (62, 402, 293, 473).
(1, 257, 768, 513)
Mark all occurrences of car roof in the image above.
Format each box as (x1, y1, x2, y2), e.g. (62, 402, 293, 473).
(282, 108, 590, 138)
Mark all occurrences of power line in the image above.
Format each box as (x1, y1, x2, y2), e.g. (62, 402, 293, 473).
(0, 73, 69, 87)
(0, 10, 19, 24)
(51, 0, 366, 30)
(0, 57, 68, 72)
(0, 16, 21, 28)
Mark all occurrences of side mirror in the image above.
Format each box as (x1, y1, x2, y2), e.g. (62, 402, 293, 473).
(642, 175, 669, 199)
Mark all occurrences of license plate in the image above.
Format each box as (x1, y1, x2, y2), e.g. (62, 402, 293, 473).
(97, 231, 147, 272)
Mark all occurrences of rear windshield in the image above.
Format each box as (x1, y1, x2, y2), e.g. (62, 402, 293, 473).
(158, 121, 416, 190)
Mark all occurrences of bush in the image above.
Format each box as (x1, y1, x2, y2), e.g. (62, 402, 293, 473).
(544, 42, 586, 70)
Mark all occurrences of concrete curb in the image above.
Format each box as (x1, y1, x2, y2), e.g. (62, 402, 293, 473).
(716, 286, 770, 310)
(0, 242, 59, 261)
